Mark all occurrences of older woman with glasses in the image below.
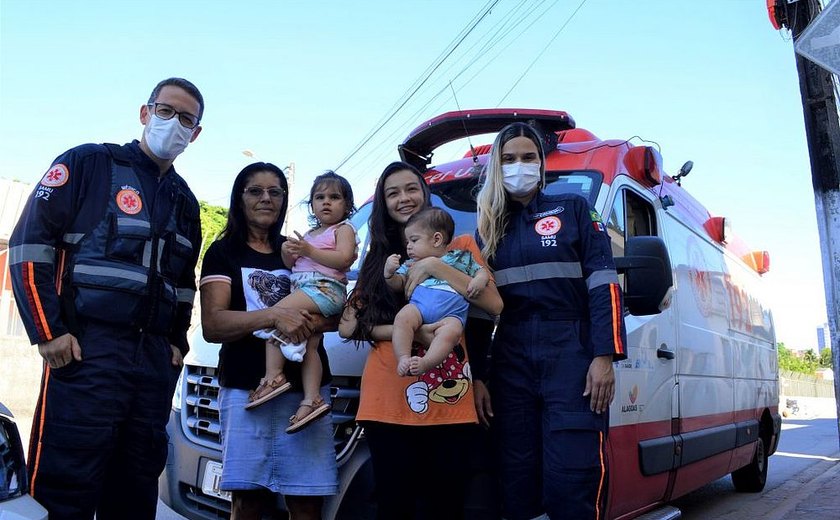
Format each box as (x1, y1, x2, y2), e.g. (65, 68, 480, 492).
(199, 162, 338, 520)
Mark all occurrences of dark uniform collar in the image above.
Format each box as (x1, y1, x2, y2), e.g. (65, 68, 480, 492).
(126, 140, 176, 178)
(506, 189, 545, 214)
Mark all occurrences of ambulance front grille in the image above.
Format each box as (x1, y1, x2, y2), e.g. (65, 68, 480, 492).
(181, 365, 364, 456)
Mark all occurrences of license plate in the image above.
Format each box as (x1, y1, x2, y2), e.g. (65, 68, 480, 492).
(201, 460, 232, 502)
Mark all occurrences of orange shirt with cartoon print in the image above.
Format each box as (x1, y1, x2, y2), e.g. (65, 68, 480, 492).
(356, 234, 490, 426)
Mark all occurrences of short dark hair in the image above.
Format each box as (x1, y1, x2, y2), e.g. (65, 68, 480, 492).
(405, 207, 454, 244)
(148, 77, 205, 120)
(307, 171, 356, 227)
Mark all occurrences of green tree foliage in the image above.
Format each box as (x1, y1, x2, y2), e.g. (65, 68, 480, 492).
(199, 201, 228, 261)
(819, 347, 833, 368)
(777, 342, 819, 375)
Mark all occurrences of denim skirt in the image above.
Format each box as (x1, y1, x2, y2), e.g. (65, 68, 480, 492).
(218, 385, 338, 496)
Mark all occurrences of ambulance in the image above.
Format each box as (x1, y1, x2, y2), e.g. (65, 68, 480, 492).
(160, 108, 781, 519)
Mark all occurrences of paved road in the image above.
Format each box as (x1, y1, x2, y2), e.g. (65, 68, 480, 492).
(673, 401, 839, 519)
(157, 400, 839, 520)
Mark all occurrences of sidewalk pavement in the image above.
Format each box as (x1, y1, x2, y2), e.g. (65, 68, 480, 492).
(759, 396, 838, 520)
(762, 449, 840, 520)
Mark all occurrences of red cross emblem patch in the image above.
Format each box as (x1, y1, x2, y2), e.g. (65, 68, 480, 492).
(40, 164, 69, 187)
(534, 216, 561, 236)
(116, 189, 143, 215)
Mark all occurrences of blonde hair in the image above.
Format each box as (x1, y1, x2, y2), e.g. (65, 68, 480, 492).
(476, 122, 546, 262)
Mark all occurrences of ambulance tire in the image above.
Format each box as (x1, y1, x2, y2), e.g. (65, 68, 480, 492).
(731, 435, 768, 492)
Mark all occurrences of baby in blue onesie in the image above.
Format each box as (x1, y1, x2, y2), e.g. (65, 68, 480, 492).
(384, 207, 490, 376)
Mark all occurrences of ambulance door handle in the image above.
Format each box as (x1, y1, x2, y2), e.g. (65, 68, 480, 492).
(656, 345, 675, 360)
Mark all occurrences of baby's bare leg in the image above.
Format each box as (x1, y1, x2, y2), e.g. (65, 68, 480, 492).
(409, 317, 463, 375)
(299, 333, 323, 407)
(393, 304, 423, 377)
(257, 290, 322, 340)
(264, 340, 286, 381)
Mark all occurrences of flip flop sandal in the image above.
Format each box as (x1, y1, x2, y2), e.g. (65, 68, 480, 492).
(286, 396, 331, 433)
(245, 374, 291, 410)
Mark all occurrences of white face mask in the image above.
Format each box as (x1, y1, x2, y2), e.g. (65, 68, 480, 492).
(501, 161, 541, 196)
(143, 114, 194, 160)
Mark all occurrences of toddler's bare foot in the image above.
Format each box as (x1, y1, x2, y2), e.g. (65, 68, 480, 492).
(409, 355, 431, 376)
(397, 355, 412, 376)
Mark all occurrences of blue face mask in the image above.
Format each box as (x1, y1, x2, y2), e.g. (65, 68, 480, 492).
(144, 114, 194, 160)
(501, 161, 541, 196)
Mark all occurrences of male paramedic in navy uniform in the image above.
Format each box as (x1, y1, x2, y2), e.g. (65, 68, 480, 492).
(9, 77, 204, 520)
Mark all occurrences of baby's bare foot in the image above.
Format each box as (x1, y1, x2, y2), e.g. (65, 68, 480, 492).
(397, 355, 412, 376)
(409, 355, 429, 376)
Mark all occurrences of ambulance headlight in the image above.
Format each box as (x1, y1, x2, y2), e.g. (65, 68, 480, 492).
(171, 369, 184, 412)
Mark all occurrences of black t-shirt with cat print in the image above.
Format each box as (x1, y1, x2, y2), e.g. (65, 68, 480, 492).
(200, 238, 332, 390)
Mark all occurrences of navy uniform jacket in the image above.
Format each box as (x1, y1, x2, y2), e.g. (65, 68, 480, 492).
(8, 140, 201, 354)
(485, 190, 627, 361)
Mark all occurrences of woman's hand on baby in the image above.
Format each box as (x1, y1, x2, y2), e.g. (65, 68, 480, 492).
(466, 270, 490, 299)
(271, 307, 314, 344)
(404, 256, 441, 297)
(412, 322, 441, 347)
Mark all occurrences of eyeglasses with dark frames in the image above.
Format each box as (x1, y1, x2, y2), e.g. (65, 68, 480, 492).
(148, 102, 200, 129)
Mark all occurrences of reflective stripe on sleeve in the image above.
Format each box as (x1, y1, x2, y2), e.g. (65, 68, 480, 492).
(586, 269, 619, 290)
(494, 261, 582, 287)
(9, 244, 55, 265)
(610, 283, 625, 355)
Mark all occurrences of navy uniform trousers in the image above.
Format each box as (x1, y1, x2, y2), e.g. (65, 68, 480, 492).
(28, 320, 180, 520)
(491, 315, 609, 520)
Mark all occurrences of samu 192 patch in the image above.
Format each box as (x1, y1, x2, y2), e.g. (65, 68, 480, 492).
(116, 188, 143, 215)
(40, 164, 69, 187)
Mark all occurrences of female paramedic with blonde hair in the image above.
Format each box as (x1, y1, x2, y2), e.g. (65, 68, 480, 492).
(474, 122, 627, 520)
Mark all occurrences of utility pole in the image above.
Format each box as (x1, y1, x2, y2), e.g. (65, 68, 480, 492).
(769, 0, 840, 443)
(284, 162, 296, 236)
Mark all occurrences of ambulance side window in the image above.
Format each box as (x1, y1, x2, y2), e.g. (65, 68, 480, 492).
(607, 189, 657, 288)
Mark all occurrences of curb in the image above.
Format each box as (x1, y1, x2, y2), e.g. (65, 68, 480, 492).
(763, 450, 840, 520)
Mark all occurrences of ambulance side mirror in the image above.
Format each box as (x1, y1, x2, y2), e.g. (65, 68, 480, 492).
(614, 236, 673, 316)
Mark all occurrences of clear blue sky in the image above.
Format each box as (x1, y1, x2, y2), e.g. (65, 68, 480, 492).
(0, 0, 827, 349)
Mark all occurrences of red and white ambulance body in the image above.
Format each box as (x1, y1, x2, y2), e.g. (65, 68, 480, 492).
(162, 108, 780, 520)
(404, 108, 780, 519)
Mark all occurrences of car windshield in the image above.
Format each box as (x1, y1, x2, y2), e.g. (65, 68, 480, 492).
(347, 170, 601, 277)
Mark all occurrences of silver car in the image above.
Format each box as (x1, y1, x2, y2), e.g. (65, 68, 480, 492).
(0, 401, 47, 520)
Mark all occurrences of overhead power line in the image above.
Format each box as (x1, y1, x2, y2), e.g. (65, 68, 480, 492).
(497, 0, 588, 106)
(333, 0, 501, 172)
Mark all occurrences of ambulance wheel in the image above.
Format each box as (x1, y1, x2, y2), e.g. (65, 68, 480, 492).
(731, 435, 768, 492)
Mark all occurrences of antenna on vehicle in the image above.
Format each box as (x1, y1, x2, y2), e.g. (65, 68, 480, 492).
(449, 81, 480, 173)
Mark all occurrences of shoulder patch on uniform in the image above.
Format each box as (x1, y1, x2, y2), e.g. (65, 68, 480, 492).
(116, 188, 143, 215)
(589, 209, 603, 223)
(40, 164, 69, 187)
(535, 216, 562, 236)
